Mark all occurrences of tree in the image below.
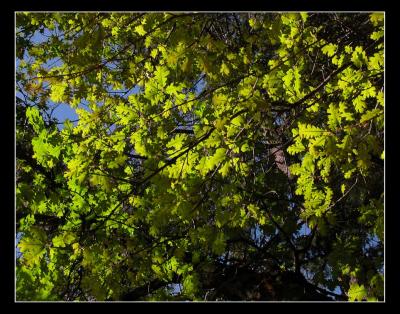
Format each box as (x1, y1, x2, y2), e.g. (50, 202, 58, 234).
(16, 12, 384, 301)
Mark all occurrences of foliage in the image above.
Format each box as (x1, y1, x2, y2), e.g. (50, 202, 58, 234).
(16, 12, 384, 301)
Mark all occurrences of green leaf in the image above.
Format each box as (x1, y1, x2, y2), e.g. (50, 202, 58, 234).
(370, 13, 384, 26)
(360, 109, 382, 124)
(348, 283, 367, 301)
(287, 140, 305, 155)
(298, 123, 326, 139)
(134, 25, 146, 36)
(351, 46, 367, 68)
(240, 143, 250, 152)
(218, 162, 231, 177)
(208, 148, 226, 169)
(64, 118, 73, 131)
(18, 228, 47, 266)
(154, 65, 169, 87)
(327, 103, 341, 129)
(52, 234, 65, 247)
(26, 107, 44, 133)
(300, 12, 308, 22)
(353, 96, 366, 113)
(321, 43, 337, 57)
(220, 62, 230, 76)
(212, 232, 226, 255)
(49, 82, 68, 103)
(183, 273, 200, 297)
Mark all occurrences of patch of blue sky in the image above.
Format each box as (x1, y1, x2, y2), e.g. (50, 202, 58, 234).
(43, 57, 63, 70)
(51, 103, 79, 129)
(194, 74, 207, 96)
(16, 90, 30, 104)
(31, 28, 52, 45)
(362, 234, 381, 255)
(106, 84, 141, 97)
(298, 222, 312, 237)
(16, 232, 23, 259)
(251, 224, 268, 247)
(168, 283, 182, 296)
(333, 286, 342, 295)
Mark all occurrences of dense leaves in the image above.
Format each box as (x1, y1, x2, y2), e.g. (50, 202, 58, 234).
(16, 12, 384, 301)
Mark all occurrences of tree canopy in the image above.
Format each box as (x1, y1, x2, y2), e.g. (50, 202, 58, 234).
(16, 12, 384, 301)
